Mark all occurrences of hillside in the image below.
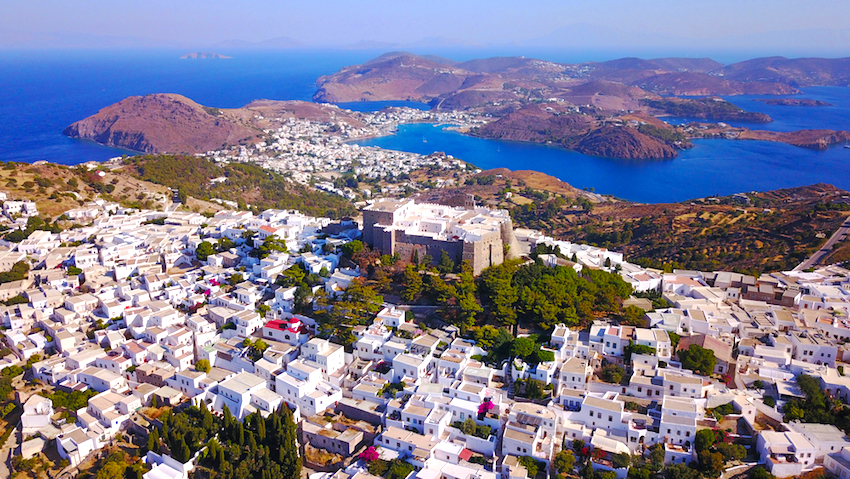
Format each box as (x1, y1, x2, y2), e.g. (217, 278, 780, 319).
(64, 94, 365, 154)
(122, 155, 358, 218)
(507, 182, 850, 274)
(474, 104, 687, 159)
(0, 161, 176, 218)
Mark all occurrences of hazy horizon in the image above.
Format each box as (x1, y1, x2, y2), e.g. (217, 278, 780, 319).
(3, 0, 850, 59)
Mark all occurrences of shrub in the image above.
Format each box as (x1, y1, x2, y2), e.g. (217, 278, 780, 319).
(763, 396, 775, 407)
(599, 364, 626, 384)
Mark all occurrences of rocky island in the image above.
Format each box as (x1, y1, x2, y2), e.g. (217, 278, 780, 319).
(179, 52, 232, 59)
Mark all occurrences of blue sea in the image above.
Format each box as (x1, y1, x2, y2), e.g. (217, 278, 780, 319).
(1, 49, 849, 203)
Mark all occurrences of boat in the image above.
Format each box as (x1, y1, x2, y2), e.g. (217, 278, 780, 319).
(422, 137, 427, 143)
(844, 143, 850, 149)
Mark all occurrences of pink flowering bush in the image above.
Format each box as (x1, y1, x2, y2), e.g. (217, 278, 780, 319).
(359, 446, 380, 462)
(478, 399, 494, 415)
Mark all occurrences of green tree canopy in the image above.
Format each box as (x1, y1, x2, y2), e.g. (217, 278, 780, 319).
(196, 241, 215, 261)
(678, 344, 717, 375)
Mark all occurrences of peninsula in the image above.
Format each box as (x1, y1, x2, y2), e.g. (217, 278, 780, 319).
(756, 98, 833, 106)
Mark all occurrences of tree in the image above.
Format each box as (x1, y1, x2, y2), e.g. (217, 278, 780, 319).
(668, 331, 681, 350)
(620, 305, 647, 327)
(147, 428, 160, 453)
(174, 437, 192, 463)
(340, 240, 364, 259)
(437, 250, 455, 275)
(554, 449, 576, 476)
(665, 464, 702, 479)
(480, 261, 519, 326)
(402, 264, 423, 302)
(256, 234, 287, 259)
(748, 466, 775, 479)
(612, 453, 631, 469)
(196, 241, 215, 261)
(698, 450, 724, 478)
(195, 359, 210, 373)
(599, 364, 625, 384)
(460, 418, 477, 436)
(695, 428, 717, 453)
(716, 442, 746, 462)
(678, 344, 717, 375)
(511, 337, 535, 358)
(648, 444, 665, 472)
(228, 273, 244, 287)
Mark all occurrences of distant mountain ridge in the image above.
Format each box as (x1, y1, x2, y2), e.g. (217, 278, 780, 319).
(314, 51, 850, 106)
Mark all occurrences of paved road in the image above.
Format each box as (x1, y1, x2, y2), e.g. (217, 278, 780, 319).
(794, 213, 850, 271)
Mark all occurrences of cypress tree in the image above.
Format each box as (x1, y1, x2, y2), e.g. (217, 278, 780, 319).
(176, 437, 191, 463)
(257, 416, 266, 441)
(147, 428, 160, 453)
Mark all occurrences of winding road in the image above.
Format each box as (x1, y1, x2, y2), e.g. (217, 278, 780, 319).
(794, 213, 850, 271)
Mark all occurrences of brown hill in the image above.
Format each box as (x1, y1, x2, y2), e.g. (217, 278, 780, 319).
(313, 53, 476, 103)
(722, 57, 850, 86)
(476, 104, 592, 143)
(474, 103, 685, 159)
(570, 126, 678, 160)
(64, 95, 366, 154)
(63, 94, 260, 154)
(633, 72, 798, 96)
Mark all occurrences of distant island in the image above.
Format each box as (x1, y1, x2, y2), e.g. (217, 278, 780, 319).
(179, 52, 232, 59)
(755, 98, 833, 107)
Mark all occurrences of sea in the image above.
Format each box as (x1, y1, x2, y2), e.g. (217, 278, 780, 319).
(1, 48, 849, 204)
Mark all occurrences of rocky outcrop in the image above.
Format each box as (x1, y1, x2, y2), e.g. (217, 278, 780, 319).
(570, 126, 679, 159)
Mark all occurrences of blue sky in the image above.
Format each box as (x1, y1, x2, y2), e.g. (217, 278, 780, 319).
(3, 0, 850, 56)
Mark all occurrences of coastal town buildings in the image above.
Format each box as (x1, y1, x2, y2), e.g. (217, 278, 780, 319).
(2, 193, 850, 479)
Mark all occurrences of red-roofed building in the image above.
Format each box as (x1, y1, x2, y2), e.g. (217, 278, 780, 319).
(258, 225, 282, 240)
(262, 317, 309, 346)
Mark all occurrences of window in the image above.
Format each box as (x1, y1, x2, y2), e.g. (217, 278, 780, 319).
(609, 416, 613, 422)
(686, 431, 690, 437)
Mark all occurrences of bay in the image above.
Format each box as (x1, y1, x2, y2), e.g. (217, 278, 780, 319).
(352, 123, 850, 204)
(0, 49, 848, 203)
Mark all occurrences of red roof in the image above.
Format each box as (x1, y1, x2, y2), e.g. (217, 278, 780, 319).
(260, 225, 277, 233)
(459, 448, 473, 462)
(287, 317, 300, 324)
(265, 319, 287, 331)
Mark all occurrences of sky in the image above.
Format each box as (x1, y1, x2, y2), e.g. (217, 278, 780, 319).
(3, 0, 850, 57)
